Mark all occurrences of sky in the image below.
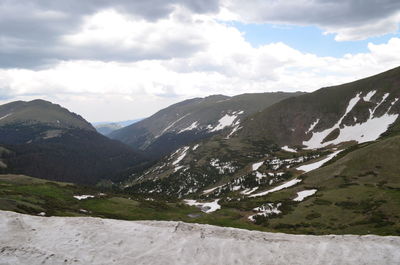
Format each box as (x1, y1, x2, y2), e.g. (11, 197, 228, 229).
(0, 0, 400, 122)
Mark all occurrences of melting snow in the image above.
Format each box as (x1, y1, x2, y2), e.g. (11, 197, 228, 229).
(172, 147, 190, 166)
(209, 112, 241, 132)
(306, 119, 320, 134)
(178, 121, 199, 133)
(363, 90, 376, 102)
(210, 159, 236, 174)
(249, 178, 302, 198)
(248, 203, 282, 221)
(281, 146, 297, 153)
(0, 113, 12, 120)
(1, 211, 400, 265)
(203, 184, 224, 194)
(226, 125, 242, 138)
(293, 189, 318, 201)
(192, 144, 200, 151)
(73, 195, 95, 200)
(240, 187, 259, 195)
(252, 161, 264, 171)
(303, 93, 398, 149)
(184, 199, 221, 213)
(296, 150, 341, 173)
(158, 113, 190, 137)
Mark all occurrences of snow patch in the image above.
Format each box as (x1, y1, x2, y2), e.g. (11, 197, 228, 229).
(249, 178, 302, 198)
(202, 184, 224, 194)
(240, 187, 259, 195)
(293, 189, 318, 201)
(192, 144, 200, 151)
(306, 119, 320, 134)
(363, 90, 376, 102)
(296, 150, 341, 173)
(157, 113, 190, 137)
(281, 146, 297, 153)
(172, 146, 190, 166)
(252, 161, 264, 171)
(303, 93, 398, 149)
(209, 111, 241, 132)
(178, 121, 199, 133)
(248, 203, 282, 221)
(210, 159, 236, 174)
(0, 113, 12, 120)
(184, 199, 221, 213)
(73, 195, 95, 200)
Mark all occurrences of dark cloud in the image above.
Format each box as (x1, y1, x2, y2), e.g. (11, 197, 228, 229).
(0, 0, 220, 68)
(227, 0, 400, 27)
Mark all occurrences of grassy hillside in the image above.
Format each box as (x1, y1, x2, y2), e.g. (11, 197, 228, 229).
(1, 132, 400, 238)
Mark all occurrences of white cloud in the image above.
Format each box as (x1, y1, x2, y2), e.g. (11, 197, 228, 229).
(1, 8, 400, 122)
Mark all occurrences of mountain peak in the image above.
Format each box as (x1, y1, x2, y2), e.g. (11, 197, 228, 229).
(0, 99, 94, 131)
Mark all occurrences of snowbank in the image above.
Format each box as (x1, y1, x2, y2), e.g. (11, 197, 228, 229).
(1, 211, 399, 265)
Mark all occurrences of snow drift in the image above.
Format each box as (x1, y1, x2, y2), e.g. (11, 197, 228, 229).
(1, 211, 399, 265)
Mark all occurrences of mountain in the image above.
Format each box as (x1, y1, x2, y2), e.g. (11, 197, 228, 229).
(237, 66, 400, 147)
(94, 119, 142, 136)
(124, 67, 400, 198)
(0, 99, 147, 185)
(110, 92, 304, 159)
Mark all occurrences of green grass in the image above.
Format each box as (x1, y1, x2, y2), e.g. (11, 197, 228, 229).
(1, 131, 400, 238)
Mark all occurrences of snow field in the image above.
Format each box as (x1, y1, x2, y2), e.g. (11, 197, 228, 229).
(1, 211, 400, 265)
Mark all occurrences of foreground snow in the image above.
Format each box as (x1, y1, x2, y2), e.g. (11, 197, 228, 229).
(1, 211, 399, 265)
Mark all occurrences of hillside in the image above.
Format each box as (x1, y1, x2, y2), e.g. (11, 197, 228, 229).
(126, 67, 400, 196)
(110, 92, 304, 158)
(119, 67, 400, 235)
(0, 99, 93, 131)
(0, 100, 147, 184)
(238, 66, 400, 147)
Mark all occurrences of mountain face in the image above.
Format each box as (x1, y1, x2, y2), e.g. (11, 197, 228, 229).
(238, 66, 400, 148)
(123, 67, 400, 199)
(0, 100, 146, 185)
(110, 92, 304, 159)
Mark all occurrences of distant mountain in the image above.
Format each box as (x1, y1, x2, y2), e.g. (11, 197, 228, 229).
(124, 66, 400, 199)
(93, 119, 142, 136)
(0, 100, 147, 185)
(110, 92, 304, 159)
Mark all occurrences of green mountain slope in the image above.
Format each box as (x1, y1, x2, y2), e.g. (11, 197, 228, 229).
(124, 66, 400, 199)
(0, 100, 147, 185)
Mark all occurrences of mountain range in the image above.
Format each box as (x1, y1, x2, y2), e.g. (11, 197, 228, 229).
(110, 92, 304, 159)
(0, 66, 400, 235)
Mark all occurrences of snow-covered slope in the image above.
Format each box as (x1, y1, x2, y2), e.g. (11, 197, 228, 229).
(1, 211, 399, 265)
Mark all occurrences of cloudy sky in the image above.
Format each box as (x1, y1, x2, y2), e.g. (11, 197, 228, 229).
(1, 0, 400, 122)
